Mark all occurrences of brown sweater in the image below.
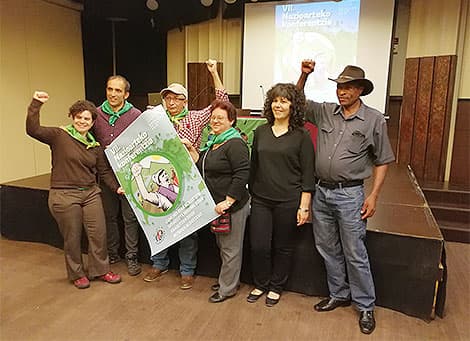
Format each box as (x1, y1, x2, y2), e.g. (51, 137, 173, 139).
(26, 99, 119, 191)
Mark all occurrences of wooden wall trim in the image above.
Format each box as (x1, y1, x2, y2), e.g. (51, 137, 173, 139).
(426, 56, 456, 181)
(441, 56, 457, 181)
(411, 57, 434, 179)
(398, 58, 419, 165)
(450, 99, 470, 186)
(398, 55, 457, 182)
(187, 62, 223, 110)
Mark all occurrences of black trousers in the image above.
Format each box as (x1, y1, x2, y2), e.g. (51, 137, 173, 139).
(101, 184, 140, 259)
(249, 196, 299, 294)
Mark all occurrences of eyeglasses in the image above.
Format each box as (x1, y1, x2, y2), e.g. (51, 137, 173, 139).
(210, 115, 228, 122)
(164, 96, 186, 103)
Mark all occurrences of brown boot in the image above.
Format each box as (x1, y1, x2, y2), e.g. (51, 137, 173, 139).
(180, 275, 194, 290)
(143, 268, 168, 282)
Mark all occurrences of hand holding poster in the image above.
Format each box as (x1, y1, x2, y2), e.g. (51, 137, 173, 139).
(105, 105, 218, 256)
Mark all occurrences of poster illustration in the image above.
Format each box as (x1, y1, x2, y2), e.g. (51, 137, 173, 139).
(274, 0, 361, 103)
(105, 105, 218, 256)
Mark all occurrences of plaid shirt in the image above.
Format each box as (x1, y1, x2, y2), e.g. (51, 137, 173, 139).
(174, 88, 229, 148)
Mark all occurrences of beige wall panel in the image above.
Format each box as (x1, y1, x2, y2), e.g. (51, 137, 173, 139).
(389, 0, 411, 96)
(459, 3, 470, 98)
(209, 18, 223, 60)
(407, 0, 461, 57)
(0, 0, 35, 182)
(186, 24, 204, 62)
(186, 18, 223, 63)
(195, 22, 210, 60)
(0, 0, 84, 182)
(167, 14, 242, 95)
(222, 19, 242, 94)
(167, 28, 186, 85)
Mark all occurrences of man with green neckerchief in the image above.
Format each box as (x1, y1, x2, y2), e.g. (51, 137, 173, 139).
(143, 59, 229, 290)
(94, 75, 143, 277)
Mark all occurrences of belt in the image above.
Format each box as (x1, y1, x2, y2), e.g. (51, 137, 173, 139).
(317, 179, 363, 189)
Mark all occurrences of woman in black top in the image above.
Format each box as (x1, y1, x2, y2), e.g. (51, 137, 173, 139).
(184, 100, 250, 303)
(248, 83, 315, 306)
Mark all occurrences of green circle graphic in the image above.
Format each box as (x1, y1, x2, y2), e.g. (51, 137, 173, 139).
(129, 152, 182, 216)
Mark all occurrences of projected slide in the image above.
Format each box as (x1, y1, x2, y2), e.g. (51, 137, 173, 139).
(274, 0, 360, 103)
(242, 0, 394, 112)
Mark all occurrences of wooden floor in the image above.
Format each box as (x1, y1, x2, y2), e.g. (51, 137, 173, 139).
(0, 238, 469, 341)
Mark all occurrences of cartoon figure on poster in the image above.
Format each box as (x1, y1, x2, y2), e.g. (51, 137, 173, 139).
(130, 155, 180, 214)
(105, 105, 219, 256)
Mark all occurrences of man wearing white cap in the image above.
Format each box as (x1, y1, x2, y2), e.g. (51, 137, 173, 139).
(297, 60, 395, 334)
(143, 60, 228, 290)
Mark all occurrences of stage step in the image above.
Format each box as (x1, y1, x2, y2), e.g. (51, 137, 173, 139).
(438, 221, 470, 243)
(423, 188, 469, 209)
(422, 184, 470, 244)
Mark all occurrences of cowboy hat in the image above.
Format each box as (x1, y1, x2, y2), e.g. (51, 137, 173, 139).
(328, 65, 374, 96)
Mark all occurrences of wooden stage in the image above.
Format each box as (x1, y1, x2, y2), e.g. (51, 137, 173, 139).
(0, 164, 445, 320)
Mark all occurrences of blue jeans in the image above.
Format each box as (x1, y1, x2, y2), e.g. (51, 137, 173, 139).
(312, 184, 375, 311)
(150, 232, 198, 276)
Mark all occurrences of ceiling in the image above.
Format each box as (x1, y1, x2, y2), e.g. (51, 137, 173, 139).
(76, 0, 250, 31)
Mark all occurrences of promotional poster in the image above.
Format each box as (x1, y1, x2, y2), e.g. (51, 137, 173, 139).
(105, 105, 218, 256)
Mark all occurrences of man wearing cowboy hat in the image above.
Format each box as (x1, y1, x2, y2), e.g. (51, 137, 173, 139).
(297, 60, 395, 334)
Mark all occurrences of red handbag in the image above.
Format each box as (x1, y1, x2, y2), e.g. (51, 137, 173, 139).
(210, 212, 231, 233)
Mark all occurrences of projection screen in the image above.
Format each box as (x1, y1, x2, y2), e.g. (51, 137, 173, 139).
(242, 0, 395, 113)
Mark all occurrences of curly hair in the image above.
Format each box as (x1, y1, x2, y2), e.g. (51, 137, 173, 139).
(68, 100, 98, 121)
(262, 83, 305, 129)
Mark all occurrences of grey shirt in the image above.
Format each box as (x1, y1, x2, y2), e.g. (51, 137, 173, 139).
(305, 100, 395, 182)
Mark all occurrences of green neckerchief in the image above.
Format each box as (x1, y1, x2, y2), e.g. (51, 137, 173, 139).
(167, 107, 189, 124)
(200, 127, 242, 152)
(101, 100, 133, 125)
(62, 124, 100, 149)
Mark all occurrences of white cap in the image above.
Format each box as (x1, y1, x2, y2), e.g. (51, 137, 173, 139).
(160, 83, 188, 99)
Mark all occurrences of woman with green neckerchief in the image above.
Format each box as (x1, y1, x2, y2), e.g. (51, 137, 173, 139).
(182, 100, 250, 303)
(26, 91, 123, 290)
(144, 59, 228, 289)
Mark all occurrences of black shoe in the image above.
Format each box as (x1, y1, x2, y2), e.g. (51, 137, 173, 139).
(126, 255, 142, 276)
(246, 289, 265, 303)
(359, 311, 375, 334)
(314, 298, 351, 312)
(209, 292, 235, 303)
(109, 254, 122, 264)
(265, 295, 280, 307)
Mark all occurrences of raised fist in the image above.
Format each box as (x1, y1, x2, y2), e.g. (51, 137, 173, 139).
(206, 59, 217, 72)
(301, 59, 315, 74)
(33, 91, 49, 103)
(131, 163, 142, 177)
